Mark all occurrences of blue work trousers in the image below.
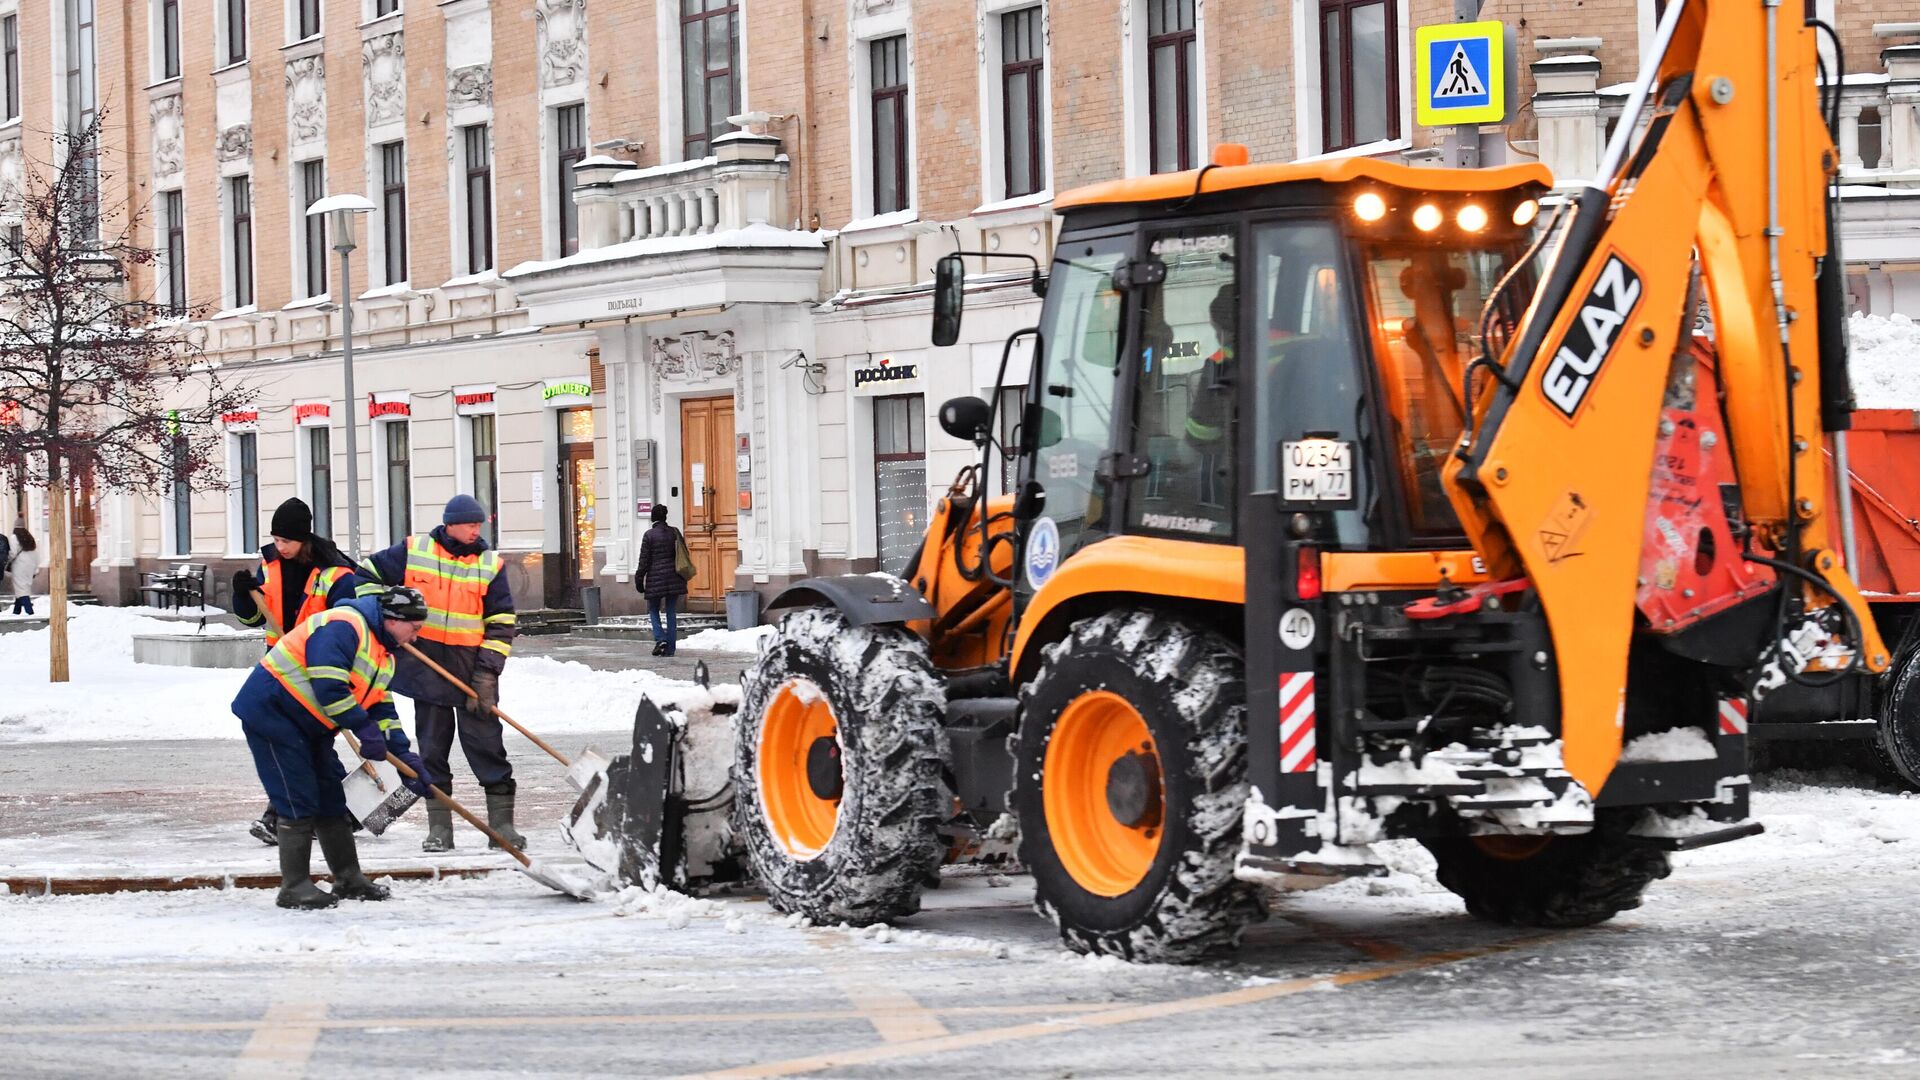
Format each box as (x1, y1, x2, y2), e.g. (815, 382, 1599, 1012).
(237, 700, 349, 820)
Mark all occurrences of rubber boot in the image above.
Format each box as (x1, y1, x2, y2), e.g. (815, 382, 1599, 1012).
(484, 782, 527, 851)
(422, 806, 455, 852)
(275, 818, 340, 910)
(315, 815, 391, 901)
(249, 807, 280, 847)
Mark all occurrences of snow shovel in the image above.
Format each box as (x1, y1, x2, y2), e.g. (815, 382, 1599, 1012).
(380, 752, 609, 900)
(397, 641, 612, 792)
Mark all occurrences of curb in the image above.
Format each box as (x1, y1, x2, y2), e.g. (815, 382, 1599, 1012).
(2, 864, 501, 897)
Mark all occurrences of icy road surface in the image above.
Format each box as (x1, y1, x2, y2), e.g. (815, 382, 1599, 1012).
(4, 767, 1919, 1078)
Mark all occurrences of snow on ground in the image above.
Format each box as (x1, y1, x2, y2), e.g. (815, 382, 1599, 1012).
(0, 605, 720, 744)
(676, 625, 774, 653)
(1849, 311, 1920, 409)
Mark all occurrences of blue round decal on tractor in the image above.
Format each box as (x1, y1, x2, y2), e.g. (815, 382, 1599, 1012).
(1026, 516, 1061, 589)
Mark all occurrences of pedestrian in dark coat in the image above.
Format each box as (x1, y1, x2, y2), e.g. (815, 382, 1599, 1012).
(637, 504, 688, 657)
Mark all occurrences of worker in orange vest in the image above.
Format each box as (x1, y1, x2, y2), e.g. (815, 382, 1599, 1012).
(360, 495, 520, 853)
(232, 497, 372, 847)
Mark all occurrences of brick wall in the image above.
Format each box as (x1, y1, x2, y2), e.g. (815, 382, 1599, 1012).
(907, 0, 981, 219)
(249, 0, 291, 311)
(1050, 0, 1125, 190)
(1210, 0, 1295, 162)
(491, 0, 541, 269)
(404, 0, 451, 290)
(182, 0, 222, 311)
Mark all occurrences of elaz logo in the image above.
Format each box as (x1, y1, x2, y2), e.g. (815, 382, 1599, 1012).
(853, 356, 920, 389)
(1540, 253, 1643, 419)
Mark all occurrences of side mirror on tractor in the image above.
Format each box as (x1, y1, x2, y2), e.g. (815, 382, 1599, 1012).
(939, 396, 993, 444)
(932, 254, 965, 347)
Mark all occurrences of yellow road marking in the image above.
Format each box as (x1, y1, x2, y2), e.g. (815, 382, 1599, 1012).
(829, 977, 953, 1043)
(677, 934, 1559, 1080)
(230, 1002, 326, 1079)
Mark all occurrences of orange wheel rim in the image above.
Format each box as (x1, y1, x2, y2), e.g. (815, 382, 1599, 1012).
(1473, 835, 1554, 862)
(1043, 691, 1164, 897)
(758, 680, 841, 859)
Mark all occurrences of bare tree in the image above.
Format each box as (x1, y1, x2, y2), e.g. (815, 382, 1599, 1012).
(0, 114, 254, 681)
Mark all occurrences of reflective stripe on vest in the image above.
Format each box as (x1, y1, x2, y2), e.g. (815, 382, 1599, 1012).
(261, 564, 353, 648)
(401, 534, 501, 649)
(261, 607, 395, 729)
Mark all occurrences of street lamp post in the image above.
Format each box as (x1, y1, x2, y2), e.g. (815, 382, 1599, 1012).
(305, 194, 376, 559)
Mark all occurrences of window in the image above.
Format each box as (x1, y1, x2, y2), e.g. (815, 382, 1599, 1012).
(169, 435, 191, 555)
(383, 421, 411, 545)
(380, 142, 407, 284)
(555, 104, 585, 256)
(470, 414, 498, 547)
(295, 0, 319, 41)
(3, 15, 18, 120)
(300, 160, 326, 297)
(229, 176, 253, 308)
(64, 0, 99, 242)
(1132, 226, 1236, 540)
(873, 394, 927, 574)
(4, 224, 21, 261)
(224, 0, 247, 64)
(1319, 0, 1397, 152)
(235, 432, 259, 550)
(995, 384, 1027, 493)
(1146, 0, 1197, 173)
(158, 0, 180, 79)
(162, 191, 185, 314)
(306, 426, 331, 539)
(1027, 235, 1126, 563)
(870, 36, 909, 215)
(680, 0, 740, 160)
(375, 0, 398, 15)
(462, 124, 493, 274)
(1001, 8, 1045, 199)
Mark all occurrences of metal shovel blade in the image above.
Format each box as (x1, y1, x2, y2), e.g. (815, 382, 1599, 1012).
(342, 759, 419, 836)
(565, 747, 612, 793)
(515, 853, 615, 900)
(559, 696, 682, 890)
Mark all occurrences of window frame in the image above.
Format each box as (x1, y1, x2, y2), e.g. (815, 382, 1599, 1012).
(299, 160, 327, 298)
(168, 435, 192, 556)
(375, 417, 413, 547)
(999, 7, 1046, 200)
(1317, 0, 1400, 153)
(228, 175, 254, 309)
(294, 0, 320, 42)
(379, 141, 408, 285)
(462, 124, 494, 275)
(679, 0, 741, 161)
(470, 413, 499, 548)
(157, 0, 180, 80)
(162, 190, 185, 315)
(234, 430, 260, 552)
(223, 0, 247, 65)
(304, 423, 332, 540)
(871, 393, 928, 574)
(374, 0, 398, 16)
(1145, 0, 1198, 175)
(555, 104, 586, 257)
(3, 14, 20, 120)
(869, 35, 910, 216)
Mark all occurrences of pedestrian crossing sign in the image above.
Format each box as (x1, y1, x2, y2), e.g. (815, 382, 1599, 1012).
(1415, 21, 1507, 127)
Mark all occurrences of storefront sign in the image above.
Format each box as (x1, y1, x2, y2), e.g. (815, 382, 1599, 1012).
(543, 381, 592, 402)
(456, 391, 495, 407)
(369, 400, 412, 419)
(851, 356, 920, 392)
(294, 402, 330, 424)
(221, 410, 259, 426)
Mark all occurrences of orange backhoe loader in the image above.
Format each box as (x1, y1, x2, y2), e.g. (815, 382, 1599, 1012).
(592, 0, 1888, 962)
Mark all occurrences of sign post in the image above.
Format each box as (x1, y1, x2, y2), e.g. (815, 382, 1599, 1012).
(1414, 13, 1506, 169)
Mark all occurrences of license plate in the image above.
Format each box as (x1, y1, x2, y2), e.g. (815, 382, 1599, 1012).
(1282, 439, 1354, 503)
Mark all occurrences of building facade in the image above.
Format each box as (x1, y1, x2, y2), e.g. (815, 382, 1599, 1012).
(0, 0, 1915, 613)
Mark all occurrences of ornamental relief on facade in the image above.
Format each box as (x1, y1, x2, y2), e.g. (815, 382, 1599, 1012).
(447, 63, 493, 110)
(215, 123, 252, 163)
(0, 139, 21, 210)
(364, 33, 407, 130)
(534, 0, 587, 89)
(649, 330, 739, 413)
(149, 94, 185, 182)
(286, 56, 327, 147)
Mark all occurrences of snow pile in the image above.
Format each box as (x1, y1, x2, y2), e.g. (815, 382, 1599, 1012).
(1618, 727, 1718, 763)
(1849, 311, 1920, 409)
(676, 625, 775, 653)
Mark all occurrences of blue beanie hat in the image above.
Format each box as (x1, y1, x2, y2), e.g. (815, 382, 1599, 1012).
(443, 494, 488, 526)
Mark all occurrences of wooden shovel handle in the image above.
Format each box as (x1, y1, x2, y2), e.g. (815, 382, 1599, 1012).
(381, 752, 532, 867)
(251, 588, 383, 787)
(398, 641, 572, 769)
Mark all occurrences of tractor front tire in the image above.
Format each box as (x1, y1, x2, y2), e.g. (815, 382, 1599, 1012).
(1012, 609, 1264, 963)
(1422, 822, 1672, 928)
(1875, 645, 1920, 790)
(733, 606, 949, 927)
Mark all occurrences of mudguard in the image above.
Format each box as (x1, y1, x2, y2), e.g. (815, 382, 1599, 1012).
(766, 574, 938, 627)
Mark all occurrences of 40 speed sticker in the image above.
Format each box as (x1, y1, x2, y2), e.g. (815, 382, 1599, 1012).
(1279, 607, 1316, 650)
(1026, 516, 1062, 589)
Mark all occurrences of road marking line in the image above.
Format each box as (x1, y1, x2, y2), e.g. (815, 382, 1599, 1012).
(230, 1002, 326, 1079)
(829, 977, 952, 1043)
(1275, 913, 1411, 961)
(676, 934, 1560, 1080)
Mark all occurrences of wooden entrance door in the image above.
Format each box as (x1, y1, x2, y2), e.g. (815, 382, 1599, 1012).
(678, 396, 739, 612)
(69, 462, 96, 592)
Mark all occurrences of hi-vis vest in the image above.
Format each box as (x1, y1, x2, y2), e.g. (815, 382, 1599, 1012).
(261, 563, 352, 648)
(402, 534, 508, 656)
(262, 607, 395, 730)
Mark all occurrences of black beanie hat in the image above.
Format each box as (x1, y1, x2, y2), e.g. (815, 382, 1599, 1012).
(651, 503, 670, 523)
(270, 498, 314, 543)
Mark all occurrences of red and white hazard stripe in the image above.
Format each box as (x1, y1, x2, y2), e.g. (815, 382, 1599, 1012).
(1718, 696, 1749, 737)
(1279, 672, 1317, 773)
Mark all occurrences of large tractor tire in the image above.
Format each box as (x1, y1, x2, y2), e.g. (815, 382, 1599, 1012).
(1875, 646, 1920, 789)
(733, 606, 949, 926)
(1011, 609, 1264, 963)
(1422, 821, 1672, 928)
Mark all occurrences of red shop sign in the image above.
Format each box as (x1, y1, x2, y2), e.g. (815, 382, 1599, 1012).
(294, 402, 330, 422)
(455, 391, 495, 407)
(369, 400, 412, 419)
(222, 410, 259, 425)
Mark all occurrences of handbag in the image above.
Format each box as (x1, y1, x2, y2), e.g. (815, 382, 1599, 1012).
(673, 528, 698, 582)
